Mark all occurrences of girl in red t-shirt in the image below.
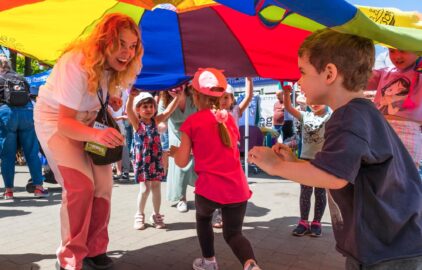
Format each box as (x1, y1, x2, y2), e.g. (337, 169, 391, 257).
(170, 68, 261, 270)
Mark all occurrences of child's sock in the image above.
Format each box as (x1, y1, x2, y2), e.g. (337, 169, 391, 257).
(204, 257, 216, 264)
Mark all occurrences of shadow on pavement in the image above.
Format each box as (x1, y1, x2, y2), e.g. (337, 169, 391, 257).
(106, 216, 343, 270)
(0, 187, 62, 208)
(245, 201, 270, 217)
(0, 217, 343, 270)
(0, 253, 56, 270)
(0, 209, 31, 219)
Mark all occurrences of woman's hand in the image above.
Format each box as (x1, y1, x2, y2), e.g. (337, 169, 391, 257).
(93, 127, 124, 148)
(168, 145, 179, 157)
(109, 96, 123, 111)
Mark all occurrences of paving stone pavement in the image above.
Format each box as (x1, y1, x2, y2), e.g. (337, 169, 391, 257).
(0, 166, 345, 270)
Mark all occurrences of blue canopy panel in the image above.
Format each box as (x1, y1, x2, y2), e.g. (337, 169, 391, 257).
(135, 8, 190, 91)
(133, 73, 191, 91)
(278, 0, 357, 27)
(215, 0, 257, 16)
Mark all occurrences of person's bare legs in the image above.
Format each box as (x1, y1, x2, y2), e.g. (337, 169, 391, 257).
(134, 182, 150, 230)
(115, 160, 123, 175)
(150, 181, 165, 228)
(137, 182, 150, 215)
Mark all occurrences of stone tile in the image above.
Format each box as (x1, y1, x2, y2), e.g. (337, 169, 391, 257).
(0, 166, 344, 270)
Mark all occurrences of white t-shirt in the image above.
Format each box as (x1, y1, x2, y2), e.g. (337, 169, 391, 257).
(230, 105, 240, 127)
(299, 110, 331, 160)
(38, 51, 109, 112)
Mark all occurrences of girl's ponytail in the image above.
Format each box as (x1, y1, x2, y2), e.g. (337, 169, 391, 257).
(215, 109, 232, 148)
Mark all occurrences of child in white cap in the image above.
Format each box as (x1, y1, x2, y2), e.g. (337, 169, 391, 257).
(219, 77, 254, 126)
(170, 68, 261, 270)
(126, 89, 180, 230)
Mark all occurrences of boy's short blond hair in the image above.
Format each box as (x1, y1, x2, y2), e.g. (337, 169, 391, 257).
(299, 29, 375, 92)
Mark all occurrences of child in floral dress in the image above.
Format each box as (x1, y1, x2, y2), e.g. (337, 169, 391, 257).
(126, 90, 180, 230)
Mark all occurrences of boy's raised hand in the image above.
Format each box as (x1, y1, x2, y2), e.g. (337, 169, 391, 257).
(282, 84, 292, 95)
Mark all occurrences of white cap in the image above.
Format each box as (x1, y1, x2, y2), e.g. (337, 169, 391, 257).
(133, 92, 154, 109)
(225, 84, 234, 94)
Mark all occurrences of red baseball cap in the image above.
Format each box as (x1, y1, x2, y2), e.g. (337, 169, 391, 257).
(192, 68, 227, 97)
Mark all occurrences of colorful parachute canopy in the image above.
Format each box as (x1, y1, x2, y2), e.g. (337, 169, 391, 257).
(218, 0, 422, 52)
(0, 0, 421, 90)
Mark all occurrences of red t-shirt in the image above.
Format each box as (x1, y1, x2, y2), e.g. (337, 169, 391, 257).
(180, 109, 252, 204)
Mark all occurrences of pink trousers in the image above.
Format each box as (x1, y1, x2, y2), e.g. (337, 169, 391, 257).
(34, 100, 113, 270)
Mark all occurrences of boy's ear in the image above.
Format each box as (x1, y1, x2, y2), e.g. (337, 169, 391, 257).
(324, 63, 338, 84)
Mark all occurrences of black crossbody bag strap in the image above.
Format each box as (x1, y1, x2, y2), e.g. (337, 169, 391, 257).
(97, 88, 110, 123)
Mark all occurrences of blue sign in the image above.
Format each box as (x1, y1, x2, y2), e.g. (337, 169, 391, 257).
(227, 77, 278, 87)
(25, 69, 51, 95)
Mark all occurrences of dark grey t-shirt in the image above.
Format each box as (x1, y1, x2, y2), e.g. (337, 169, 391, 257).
(311, 98, 422, 266)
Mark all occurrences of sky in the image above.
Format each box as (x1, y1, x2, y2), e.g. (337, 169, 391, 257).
(348, 0, 422, 12)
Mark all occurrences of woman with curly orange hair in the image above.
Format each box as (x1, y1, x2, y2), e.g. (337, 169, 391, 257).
(34, 13, 143, 270)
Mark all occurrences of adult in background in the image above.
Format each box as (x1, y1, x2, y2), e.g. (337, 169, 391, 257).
(0, 55, 48, 199)
(34, 14, 143, 270)
(159, 84, 197, 213)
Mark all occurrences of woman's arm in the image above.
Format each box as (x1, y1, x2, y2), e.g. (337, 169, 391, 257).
(238, 77, 253, 116)
(169, 132, 192, 168)
(125, 90, 139, 131)
(57, 104, 124, 148)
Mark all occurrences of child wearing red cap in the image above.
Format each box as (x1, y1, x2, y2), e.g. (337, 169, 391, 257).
(170, 68, 261, 270)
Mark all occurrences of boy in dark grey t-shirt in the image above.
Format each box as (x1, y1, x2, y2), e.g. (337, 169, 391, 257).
(249, 29, 422, 269)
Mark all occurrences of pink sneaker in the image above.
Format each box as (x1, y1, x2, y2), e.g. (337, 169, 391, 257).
(34, 187, 49, 198)
(150, 213, 166, 229)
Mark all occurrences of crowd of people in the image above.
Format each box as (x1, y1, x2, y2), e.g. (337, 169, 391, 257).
(1, 12, 421, 270)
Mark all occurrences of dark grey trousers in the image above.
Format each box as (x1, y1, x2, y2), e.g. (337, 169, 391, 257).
(346, 256, 422, 270)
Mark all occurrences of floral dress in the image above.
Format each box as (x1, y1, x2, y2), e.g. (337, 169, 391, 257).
(133, 119, 165, 182)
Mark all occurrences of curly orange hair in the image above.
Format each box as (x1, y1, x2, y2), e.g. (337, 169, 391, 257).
(63, 13, 143, 95)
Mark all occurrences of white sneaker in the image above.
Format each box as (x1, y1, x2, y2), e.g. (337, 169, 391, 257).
(192, 258, 219, 270)
(133, 214, 146, 230)
(177, 200, 188, 213)
(244, 261, 262, 270)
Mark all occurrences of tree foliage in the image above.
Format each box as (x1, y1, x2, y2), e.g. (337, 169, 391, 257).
(1, 46, 49, 76)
